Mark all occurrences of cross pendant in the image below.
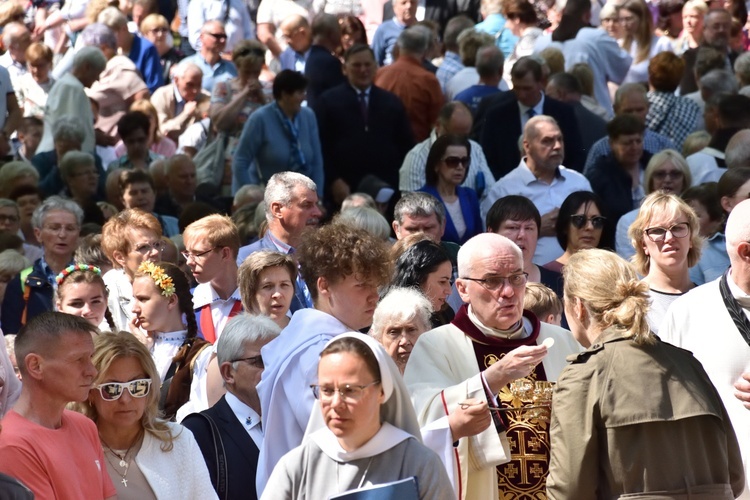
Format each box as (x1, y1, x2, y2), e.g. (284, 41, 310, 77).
(121, 478, 128, 487)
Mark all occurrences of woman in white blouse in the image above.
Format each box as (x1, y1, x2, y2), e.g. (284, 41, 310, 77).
(79, 331, 217, 499)
(131, 261, 213, 421)
(619, 0, 674, 84)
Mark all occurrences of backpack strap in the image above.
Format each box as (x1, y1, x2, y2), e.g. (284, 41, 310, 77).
(19, 266, 34, 327)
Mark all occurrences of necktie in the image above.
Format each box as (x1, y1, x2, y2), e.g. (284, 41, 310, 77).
(526, 108, 537, 119)
(359, 91, 368, 130)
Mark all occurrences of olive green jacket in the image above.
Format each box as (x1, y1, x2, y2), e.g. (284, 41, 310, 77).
(547, 328, 745, 500)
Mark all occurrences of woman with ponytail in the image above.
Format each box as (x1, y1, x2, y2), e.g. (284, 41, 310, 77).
(546, 248, 743, 499)
(131, 261, 213, 421)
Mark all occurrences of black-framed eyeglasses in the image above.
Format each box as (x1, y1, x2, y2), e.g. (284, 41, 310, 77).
(644, 222, 690, 242)
(181, 247, 216, 261)
(443, 156, 470, 168)
(95, 379, 152, 401)
(570, 215, 607, 229)
(206, 32, 227, 40)
(232, 355, 264, 368)
(0, 214, 19, 223)
(310, 381, 381, 402)
(461, 273, 528, 291)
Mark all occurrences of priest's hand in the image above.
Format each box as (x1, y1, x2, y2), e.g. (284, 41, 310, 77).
(448, 398, 492, 441)
(484, 345, 548, 393)
(734, 372, 750, 410)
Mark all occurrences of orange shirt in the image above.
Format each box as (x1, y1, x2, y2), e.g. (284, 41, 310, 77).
(0, 410, 117, 500)
(374, 56, 444, 142)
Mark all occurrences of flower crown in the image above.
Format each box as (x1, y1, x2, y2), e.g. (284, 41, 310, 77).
(55, 264, 102, 286)
(137, 261, 175, 297)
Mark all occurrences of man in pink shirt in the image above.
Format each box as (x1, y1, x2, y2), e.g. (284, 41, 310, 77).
(0, 312, 116, 500)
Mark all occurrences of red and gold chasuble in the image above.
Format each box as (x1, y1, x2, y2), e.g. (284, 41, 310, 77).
(452, 305, 553, 500)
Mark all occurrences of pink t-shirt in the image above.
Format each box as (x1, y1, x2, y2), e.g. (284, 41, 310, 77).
(0, 409, 116, 500)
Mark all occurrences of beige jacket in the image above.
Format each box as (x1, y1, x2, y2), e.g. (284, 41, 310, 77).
(547, 328, 745, 500)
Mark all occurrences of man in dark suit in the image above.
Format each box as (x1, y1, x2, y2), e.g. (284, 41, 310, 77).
(304, 13, 346, 108)
(313, 44, 414, 206)
(182, 314, 281, 500)
(476, 56, 585, 177)
(546, 72, 607, 161)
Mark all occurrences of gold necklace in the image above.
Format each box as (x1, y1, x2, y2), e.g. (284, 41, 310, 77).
(100, 431, 142, 488)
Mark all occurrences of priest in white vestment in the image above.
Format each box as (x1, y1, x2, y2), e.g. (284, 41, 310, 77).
(405, 233, 580, 500)
(661, 198, 750, 500)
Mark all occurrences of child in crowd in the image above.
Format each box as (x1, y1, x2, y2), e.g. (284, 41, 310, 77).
(524, 282, 562, 326)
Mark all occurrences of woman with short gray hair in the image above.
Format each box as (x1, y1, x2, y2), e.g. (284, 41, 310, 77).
(1, 196, 82, 334)
(370, 287, 433, 374)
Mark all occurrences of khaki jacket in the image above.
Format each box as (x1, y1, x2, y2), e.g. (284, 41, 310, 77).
(546, 328, 745, 500)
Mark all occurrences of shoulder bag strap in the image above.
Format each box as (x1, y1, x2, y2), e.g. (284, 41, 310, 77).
(196, 412, 228, 499)
(719, 270, 750, 346)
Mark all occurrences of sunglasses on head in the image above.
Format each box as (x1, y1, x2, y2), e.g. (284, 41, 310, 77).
(95, 379, 152, 401)
(570, 215, 607, 229)
(443, 156, 470, 168)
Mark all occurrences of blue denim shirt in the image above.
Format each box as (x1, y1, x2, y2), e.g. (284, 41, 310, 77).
(689, 232, 730, 286)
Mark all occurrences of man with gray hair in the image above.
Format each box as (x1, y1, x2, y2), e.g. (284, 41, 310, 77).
(405, 232, 579, 500)
(372, 0, 418, 66)
(182, 313, 280, 500)
(37, 46, 106, 155)
(481, 115, 592, 264)
(455, 45, 505, 113)
(375, 26, 444, 142)
(661, 197, 750, 498)
(151, 61, 210, 141)
(33, 116, 107, 199)
(735, 52, 750, 96)
(236, 172, 322, 310)
(0, 22, 30, 85)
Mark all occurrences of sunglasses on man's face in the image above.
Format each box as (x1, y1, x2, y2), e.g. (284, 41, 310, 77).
(95, 379, 152, 401)
(570, 215, 607, 229)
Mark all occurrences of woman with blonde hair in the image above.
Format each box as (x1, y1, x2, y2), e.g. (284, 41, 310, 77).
(619, 0, 675, 84)
(628, 192, 702, 332)
(139, 13, 184, 84)
(80, 331, 217, 499)
(615, 149, 692, 259)
(675, 0, 708, 54)
(548, 248, 744, 498)
(114, 99, 177, 158)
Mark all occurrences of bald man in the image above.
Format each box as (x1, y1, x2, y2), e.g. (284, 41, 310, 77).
(279, 15, 312, 72)
(151, 61, 210, 141)
(405, 232, 580, 500)
(661, 198, 750, 499)
(183, 20, 238, 92)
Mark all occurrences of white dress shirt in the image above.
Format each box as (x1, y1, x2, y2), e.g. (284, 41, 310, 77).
(225, 391, 263, 449)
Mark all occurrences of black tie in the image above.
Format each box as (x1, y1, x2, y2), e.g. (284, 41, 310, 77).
(359, 91, 368, 129)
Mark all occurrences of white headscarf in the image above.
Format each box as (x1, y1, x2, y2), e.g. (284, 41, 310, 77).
(305, 333, 423, 462)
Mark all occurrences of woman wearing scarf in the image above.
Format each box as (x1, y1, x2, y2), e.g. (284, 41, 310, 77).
(262, 333, 454, 499)
(231, 70, 323, 195)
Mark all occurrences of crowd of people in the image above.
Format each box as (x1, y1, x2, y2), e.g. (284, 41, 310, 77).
(0, 0, 748, 497)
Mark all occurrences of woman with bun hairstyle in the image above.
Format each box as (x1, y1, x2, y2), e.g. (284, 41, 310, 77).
(547, 249, 744, 499)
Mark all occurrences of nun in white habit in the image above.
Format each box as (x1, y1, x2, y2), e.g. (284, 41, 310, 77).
(261, 333, 455, 500)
